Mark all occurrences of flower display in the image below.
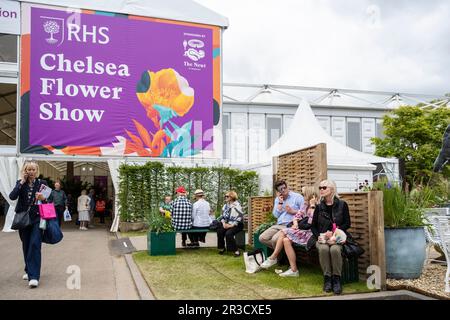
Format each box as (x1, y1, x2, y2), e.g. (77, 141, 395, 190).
(136, 68, 195, 128)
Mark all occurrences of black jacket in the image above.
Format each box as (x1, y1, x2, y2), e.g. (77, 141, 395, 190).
(9, 179, 49, 224)
(311, 197, 351, 239)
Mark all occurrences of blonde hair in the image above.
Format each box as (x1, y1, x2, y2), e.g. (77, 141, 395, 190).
(319, 180, 339, 200)
(226, 190, 238, 202)
(22, 161, 40, 179)
(302, 186, 319, 202)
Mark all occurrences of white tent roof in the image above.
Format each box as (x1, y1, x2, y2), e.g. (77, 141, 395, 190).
(255, 99, 397, 170)
(17, 0, 229, 28)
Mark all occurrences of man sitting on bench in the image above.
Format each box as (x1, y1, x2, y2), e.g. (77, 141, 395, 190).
(171, 186, 193, 247)
(259, 180, 304, 249)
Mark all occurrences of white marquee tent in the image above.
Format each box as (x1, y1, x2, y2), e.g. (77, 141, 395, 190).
(16, 0, 229, 28)
(243, 99, 399, 193)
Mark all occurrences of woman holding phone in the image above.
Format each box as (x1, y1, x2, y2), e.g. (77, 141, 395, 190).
(9, 161, 50, 288)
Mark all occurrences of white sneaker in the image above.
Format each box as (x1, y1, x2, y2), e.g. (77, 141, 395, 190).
(279, 269, 299, 277)
(260, 258, 277, 269)
(22, 274, 28, 281)
(28, 279, 39, 288)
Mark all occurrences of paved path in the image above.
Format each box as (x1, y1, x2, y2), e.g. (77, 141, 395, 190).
(0, 217, 139, 300)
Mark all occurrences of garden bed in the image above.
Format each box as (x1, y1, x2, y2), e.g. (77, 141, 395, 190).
(133, 248, 372, 300)
(387, 264, 450, 300)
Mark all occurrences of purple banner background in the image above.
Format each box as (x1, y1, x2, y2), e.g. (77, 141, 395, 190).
(29, 7, 213, 149)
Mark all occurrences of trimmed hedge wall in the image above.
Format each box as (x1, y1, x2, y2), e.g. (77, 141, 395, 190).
(118, 162, 259, 222)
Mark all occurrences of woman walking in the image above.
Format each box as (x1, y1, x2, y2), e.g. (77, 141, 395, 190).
(9, 161, 50, 288)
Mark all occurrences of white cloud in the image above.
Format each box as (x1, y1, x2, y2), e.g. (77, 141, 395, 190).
(196, 0, 450, 95)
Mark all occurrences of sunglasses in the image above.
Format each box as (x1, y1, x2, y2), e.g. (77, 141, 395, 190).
(224, 195, 230, 198)
(318, 186, 328, 190)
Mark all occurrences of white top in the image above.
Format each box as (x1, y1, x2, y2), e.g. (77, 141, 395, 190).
(77, 195, 90, 212)
(192, 198, 212, 227)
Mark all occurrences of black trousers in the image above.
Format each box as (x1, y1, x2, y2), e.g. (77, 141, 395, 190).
(55, 205, 65, 227)
(188, 226, 208, 243)
(216, 223, 243, 252)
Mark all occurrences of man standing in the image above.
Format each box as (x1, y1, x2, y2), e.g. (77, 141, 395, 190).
(259, 180, 304, 249)
(171, 186, 193, 247)
(51, 181, 68, 227)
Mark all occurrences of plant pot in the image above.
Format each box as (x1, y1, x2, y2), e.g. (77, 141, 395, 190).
(119, 221, 146, 233)
(147, 231, 176, 256)
(385, 227, 426, 279)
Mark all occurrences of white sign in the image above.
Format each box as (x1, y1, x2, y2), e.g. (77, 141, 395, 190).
(0, 0, 20, 35)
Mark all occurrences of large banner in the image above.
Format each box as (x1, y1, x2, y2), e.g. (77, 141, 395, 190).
(20, 4, 221, 158)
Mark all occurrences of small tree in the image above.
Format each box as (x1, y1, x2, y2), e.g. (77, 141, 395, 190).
(371, 105, 450, 185)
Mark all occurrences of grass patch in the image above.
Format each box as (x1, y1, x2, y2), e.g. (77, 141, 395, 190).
(133, 248, 373, 300)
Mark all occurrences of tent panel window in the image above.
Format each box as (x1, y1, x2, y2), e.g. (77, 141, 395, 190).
(0, 34, 17, 63)
(222, 113, 230, 159)
(347, 118, 362, 151)
(331, 117, 346, 145)
(376, 119, 385, 139)
(249, 114, 266, 163)
(317, 116, 331, 135)
(283, 115, 293, 134)
(266, 116, 281, 148)
(230, 113, 248, 164)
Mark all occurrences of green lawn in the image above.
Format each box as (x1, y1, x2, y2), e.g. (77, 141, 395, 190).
(133, 248, 373, 300)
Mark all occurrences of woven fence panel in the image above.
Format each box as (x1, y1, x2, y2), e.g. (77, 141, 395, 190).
(340, 192, 371, 278)
(274, 143, 327, 194)
(248, 196, 274, 246)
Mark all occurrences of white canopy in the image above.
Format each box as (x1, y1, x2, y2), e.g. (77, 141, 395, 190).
(17, 0, 229, 28)
(253, 98, 398, 173)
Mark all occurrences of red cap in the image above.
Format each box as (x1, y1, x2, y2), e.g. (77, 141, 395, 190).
(176, 186, 186, 193)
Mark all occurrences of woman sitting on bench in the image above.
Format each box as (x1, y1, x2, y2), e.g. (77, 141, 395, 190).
(216, 191, 244, 257)
(311, 180, 351, 295)
(260, 186, 318, 277)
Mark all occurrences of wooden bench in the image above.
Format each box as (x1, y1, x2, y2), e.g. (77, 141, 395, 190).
(176, 228, 246, 249)
(252, 232, 359, 284)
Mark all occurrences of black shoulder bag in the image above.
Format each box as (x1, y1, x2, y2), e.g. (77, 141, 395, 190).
(11, 198, 34, 231)
(342, 236, 365, 258)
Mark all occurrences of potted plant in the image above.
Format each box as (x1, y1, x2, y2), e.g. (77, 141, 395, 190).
(145, 210, 176, 256)
(375, 180, 430, 279)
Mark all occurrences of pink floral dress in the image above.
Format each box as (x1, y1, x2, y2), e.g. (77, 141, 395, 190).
(282, 203, 314, 247)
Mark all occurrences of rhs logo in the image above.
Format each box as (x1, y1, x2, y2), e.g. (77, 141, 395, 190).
(41, 16, 65, 46)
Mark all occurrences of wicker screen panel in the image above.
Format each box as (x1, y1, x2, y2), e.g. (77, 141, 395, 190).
(248, 196, 274, 246)
(340, 192, 371, 277)
(340, 191, 385, 282)
(273, 143, 327, 194)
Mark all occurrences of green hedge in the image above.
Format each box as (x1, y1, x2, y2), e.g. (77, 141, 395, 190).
(118, 162, 259, 222)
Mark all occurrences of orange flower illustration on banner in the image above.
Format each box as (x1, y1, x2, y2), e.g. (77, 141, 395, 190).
(136, 68, 195, 128)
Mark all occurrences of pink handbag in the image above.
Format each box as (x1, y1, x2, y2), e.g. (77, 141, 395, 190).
(39, 203, 57, 220)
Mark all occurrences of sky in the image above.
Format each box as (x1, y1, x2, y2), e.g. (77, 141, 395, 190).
(195, 0, 450, 95)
